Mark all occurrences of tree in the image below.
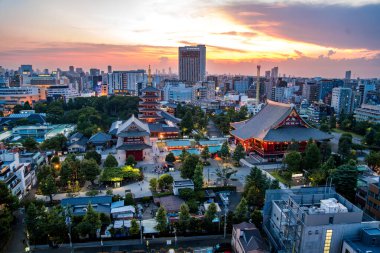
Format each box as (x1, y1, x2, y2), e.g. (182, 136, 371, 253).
(319, 141, 332, 163)
(309, 156, 336, 186)
(103, 154, 118, 168)
(124, 193, 135, 206)
(13, 104, 23, 113)
(45, 206, 68, 246)
(155, 207, 168, 233)
(234, 197, 249, 223)
(216, 166, 237, 186)
(304, 140, 321, 171)
(180, 111, 194, 135)
(251, 210, 263, 229)
(40, 174, 57, 203)
(287, 140, 299, 151)
(82, 204, 101, 237)
(338, 133, 353, 160)
(126, 155, 136, 166)
(233, 143, 245, 164)
(37, 164, 56, 182)
(331, 165, 358, 202)
(165, 152, 176, 163)
(180, 154, 200, 179)
(81, 159, 100, 185)
(149, 178, 158, 192)
(329, 115, 337, 129)
(365, 129, 376, 146)
(193, 162, 204, 189)
(178, 203, 191, 233)
(60, 155, 82, 186)
(179, 148, 189, 161)
(129, 219, 140, 235)
(331, 164, 358, 202)
(220, 141, 230, 161)
(201, 146, 210, 162)
(22, 137, 39, 151)
(40, 134, 67, 151)
(23, 101, 32, 110)
(84, 150, 101, 165)
(320, 123, 329, 132)
(204, 202, 217, 224)
(366, 151, 380, 173)
(0, 182, 19, 248)
(284, 151, 302, 172)
(158, 174, 174, 191)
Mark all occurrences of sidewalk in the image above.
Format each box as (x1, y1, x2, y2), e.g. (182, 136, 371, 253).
(33, 234, 231, 251)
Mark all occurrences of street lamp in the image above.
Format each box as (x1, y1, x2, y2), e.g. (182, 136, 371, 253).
(138, 211, 143, 245)
(65, 208, 74, 253)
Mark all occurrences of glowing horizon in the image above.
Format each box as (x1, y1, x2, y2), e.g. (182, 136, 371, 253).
(0, 0, 379, 78)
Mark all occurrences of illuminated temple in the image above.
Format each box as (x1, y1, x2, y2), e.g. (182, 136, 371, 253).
(231, 100, 332, 161)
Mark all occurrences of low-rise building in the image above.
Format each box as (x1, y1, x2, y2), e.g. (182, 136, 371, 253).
(232, 222, 269, 253)
(173, 180, 194, 195)
(354, 104, 380, 124)
(263, 187, 380, 253)
(341, 228, 380, 253)
(61, 196, 112, 216)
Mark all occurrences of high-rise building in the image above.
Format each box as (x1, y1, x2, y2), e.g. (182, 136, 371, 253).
(331, 87, 353, 115)
(271, 67, 279, 79)
(345, 70, 351, 80)
(265, 70, 271, 79)
(107, 65, 112, 74)
(107, 70, 146, 95)
(69, 66, 74, 73)
(302, 81, 320, 103)
(263, 187, 380, 253)
(178, 45, 206, 83)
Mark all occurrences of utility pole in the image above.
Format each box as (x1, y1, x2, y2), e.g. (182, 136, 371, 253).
(224, 205, 228, 239)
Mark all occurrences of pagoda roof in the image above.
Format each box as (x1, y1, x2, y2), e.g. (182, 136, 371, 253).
(140, 95, 160, 98)
(139, 108, 161, 112)
(231, 100, 331, 141)
(139, 114, 162, 119)
(160, 111, 181, 124)
(139, 101, 160, 105)
(141, 86, 160, 93)
(116, 143, 151, 151)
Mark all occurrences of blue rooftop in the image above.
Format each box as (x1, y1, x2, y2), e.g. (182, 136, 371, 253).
(208, 145, 222, 153)
(171, 148, 199, 156)
(61, 196, 112, 206)
(364, 228, 380, 236)
(166, 140, 191, 147)
(199, 140, 222, 146)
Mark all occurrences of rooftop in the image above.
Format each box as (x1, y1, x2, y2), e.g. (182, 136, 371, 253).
(166, 140, 191, 147)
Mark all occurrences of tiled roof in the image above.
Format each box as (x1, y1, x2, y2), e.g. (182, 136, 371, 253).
(141, 86, 160, 92)
(264, 128, 332, 142)
(88, 132, 112, 144)
(160, 111, 181, 124)
(116, 143, 151, 151)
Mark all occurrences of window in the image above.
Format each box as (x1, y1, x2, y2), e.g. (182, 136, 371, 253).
(324, 229, 333, 253)
(329, 217, 334, 224)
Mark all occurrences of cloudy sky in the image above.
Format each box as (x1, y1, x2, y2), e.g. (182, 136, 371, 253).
(0, 0, 379, 77)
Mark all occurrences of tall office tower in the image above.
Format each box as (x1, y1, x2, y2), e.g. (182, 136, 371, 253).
(178, 44, 206, 83)
(302, 81, 320, 103)
(107, 65, 112, 73)
(345, 70, 352, 80)
(69, 66, 74, 73)
(265, 70, 271, 79)
(90, 68, 100, 76)
(271, 66, 279, 79)
(331, 87, 353, 115)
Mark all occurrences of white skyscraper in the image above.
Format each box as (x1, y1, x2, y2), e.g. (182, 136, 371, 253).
(331, 87, 353, 115)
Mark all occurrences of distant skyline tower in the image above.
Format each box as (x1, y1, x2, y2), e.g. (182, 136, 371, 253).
(345, 70, 351, 80)
(256, 65, 261, 105)
(69, 65, 74, 73)
(271, 66, 279, 79)
(108, 65, 112, 73)
(178, 44, 206, 83)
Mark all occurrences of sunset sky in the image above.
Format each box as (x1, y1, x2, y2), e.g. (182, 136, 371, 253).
(0, 0, 379, 78)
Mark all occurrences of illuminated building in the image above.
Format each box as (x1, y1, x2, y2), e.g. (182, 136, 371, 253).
(178, 45, 206, 83)
(231, 100, 332, 161)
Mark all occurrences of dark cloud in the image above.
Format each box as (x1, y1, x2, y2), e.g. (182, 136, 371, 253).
(327, 50, 336, 57)
(219, 2, 380, 50)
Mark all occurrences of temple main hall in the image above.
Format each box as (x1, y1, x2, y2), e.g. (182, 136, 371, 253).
(231, 100, 332, 161)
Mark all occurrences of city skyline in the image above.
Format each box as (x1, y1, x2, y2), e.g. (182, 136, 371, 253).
(0, 0, 380, 78)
